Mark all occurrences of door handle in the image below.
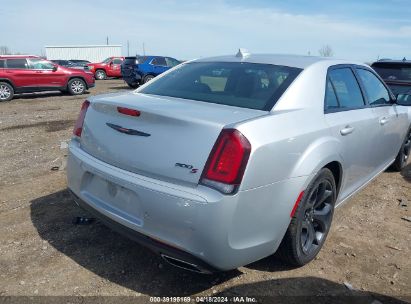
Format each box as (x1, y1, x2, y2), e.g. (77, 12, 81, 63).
(340, 126, 355, 136)
(379, 117, 389, 125)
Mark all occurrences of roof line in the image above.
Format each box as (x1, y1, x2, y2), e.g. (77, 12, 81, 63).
(45, 45, 122, 48)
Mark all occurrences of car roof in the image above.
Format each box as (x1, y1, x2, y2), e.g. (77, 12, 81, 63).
(194, 53, 363, 69)
(372, 59, 411, 65)
(0, 55, 40, 59)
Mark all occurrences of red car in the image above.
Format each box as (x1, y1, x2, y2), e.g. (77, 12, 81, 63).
(87, 57, 125, 80)
(0, 55, 95, 102)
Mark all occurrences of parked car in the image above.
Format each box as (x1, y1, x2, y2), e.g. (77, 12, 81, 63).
(121, 55, 180, 88)
(371, 59, 411, 95)
(70, 59, 91, 65)
(87, 57, 125, 80)
(0, 55, 95, 101)
(51, 59, 90, 71)
(67, 53, 411, 273)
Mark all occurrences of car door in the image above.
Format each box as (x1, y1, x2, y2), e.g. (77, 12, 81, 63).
(324, 66, 377, 200)
(355, 67, 408, 170)
(27, 58, 66, 88)
(5, 58, 38, 89)
(108, 58, 123, 77)
(150, 57, 168, 75)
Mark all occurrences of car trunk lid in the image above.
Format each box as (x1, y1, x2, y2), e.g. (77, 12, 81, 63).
(80, 92, 265, 185)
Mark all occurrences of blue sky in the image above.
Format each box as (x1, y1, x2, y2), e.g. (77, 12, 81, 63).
(1, 0, 410, 62)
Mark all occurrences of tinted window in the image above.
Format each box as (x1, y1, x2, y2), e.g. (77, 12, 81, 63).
(140, 62, 301, 110)
(0, 60, 5, 68)
(356, 69, 390, 106)
(112, 59, 123, 64)
(328, 68, 365, 109)
(325, 79, 339, 110)
(7, 59, 28, 69)
(136, 56, 148, 64)
(372, 63, 411, 82)
(165, 57, 180, 67)
(151, 57, 166, 66)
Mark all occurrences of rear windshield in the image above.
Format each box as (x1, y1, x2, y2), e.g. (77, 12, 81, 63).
(372, 63, 411, 82)
(139, 62, 301, 110)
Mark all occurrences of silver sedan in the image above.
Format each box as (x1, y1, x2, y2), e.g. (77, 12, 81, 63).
(67, 52, 411, 273)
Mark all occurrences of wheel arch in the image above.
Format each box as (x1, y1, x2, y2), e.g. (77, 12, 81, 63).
(290, 136, 345, 196)
(67, 76, 88, 89)
(0, 78, 16, 89)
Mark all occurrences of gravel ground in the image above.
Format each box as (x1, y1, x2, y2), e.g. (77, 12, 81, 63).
(0, 79, 410, 303)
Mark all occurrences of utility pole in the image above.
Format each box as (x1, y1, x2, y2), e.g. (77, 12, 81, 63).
(127, 40, 130, 56)
(142, 42, 146, 56)
(106, 36, 109, 45)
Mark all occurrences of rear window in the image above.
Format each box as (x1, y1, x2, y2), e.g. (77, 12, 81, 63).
(372, 63, 411, 82)
(139, 62, 301, 110)
(0, 60, 5, 68)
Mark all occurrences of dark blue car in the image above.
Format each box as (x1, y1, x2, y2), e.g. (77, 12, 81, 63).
(121, 55, 181, 88)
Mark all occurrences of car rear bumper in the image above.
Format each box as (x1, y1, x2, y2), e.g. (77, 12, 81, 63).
(67, 140, 309, 271)
(122, 74, 141, 84)
(69, 189, 218, 273)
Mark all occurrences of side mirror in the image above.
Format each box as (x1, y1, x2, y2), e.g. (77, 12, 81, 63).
(52, 65, 58, 72)
(396, 93, 411, 106)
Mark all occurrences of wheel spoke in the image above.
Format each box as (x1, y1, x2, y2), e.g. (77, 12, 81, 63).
(313, 203, 332, 230)
(302, 220, 316, 253)
(317, 189, 332, 205)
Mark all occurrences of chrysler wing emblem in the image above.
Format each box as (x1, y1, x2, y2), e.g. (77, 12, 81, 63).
(106, 123, 151, 137)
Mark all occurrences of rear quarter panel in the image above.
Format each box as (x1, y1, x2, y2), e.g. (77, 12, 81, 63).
(235, 61, 344, 191)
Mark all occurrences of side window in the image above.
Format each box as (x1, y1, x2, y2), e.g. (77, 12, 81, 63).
(28, 59, 55, 70)
(325, 79, 339, 110)
(328, 68, 365, 109)
(6, 59, 28, 69)
(151, 57, 166, 66)
(165, 57, 180, 67)
(0, 60, 5, 68)
(356, 69, 390, 106)
(112, 59, 123, 64)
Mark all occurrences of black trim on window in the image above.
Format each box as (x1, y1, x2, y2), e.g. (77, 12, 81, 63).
(324, 64, 368, 114)
(352, 65, 396, 107)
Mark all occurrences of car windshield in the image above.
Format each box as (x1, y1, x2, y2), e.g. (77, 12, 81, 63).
(101, 57, 112, 64)
(139, 62, 301, 110)
(372, 63, 411, 82)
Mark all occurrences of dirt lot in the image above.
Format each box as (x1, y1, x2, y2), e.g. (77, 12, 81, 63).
(0, 79, 410, 303)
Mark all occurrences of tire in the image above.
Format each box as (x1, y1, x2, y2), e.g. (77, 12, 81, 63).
(143, 75, 155, 84)
(67, 78, 87, 95)
(0, 82, 14, 102)
(391, 127, 411, 171)
(126, 82, 139, 89)
(95, 70, 106, 80)
(277, 168, 336, 266)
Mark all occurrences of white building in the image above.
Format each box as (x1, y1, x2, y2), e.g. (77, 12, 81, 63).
(45, 45, 122, 62)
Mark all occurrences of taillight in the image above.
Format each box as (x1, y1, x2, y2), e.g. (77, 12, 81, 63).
(201, 129, 251, 194)
(73, 100, 90, 137)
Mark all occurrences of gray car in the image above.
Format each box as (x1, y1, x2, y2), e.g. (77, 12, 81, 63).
(67, 52, 411, 273)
